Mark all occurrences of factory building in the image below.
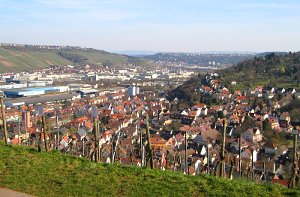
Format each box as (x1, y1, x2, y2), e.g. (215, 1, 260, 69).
(4, 86, 69, 98)
(4, 93, 79, 107)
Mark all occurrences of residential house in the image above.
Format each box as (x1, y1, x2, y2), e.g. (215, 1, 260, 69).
(264, 91, 275, 100)
(255, 160, 277, 174)
(109, 92, 125, 100)
(150, 134, 167, 152)
(286, 88, 296, 94)
(241, 148, 253, 160)
(264, 87, 275, 94)
(188, 110, 199, 117)
(280, 112, 291, 124)
(192, 103, 207, 111)
(76, 128, 87, 141)
(236, 96, 247, 104)
(276, 145, 288, 156)
(277, 88, 285, 94)
(242, 127, 263, 143)
(264, 141, 277, 155)
(192, 134, 208, 156)
(269, 118, 280, 129)
(200, 129, 220, 143)
(103, 130, 113, 142)
(98, 95, 109, 103)
(181, 115, 196, 125)
(255, 86, 263, 97)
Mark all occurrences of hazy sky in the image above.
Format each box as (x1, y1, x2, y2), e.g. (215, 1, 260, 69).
(0, 0, 300, 52)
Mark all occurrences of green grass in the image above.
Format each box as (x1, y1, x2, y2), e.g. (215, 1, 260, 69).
(219, 53, 300, 91)
(0, 144, 299, 197)
(77, 50, 127, 65)
(0, 47, 72, 72)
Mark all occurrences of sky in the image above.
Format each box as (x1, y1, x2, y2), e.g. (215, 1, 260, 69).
(0, 0, 300, 53)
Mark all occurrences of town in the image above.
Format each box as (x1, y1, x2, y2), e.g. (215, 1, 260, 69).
(2, 0, 300, 196)
(1, 61, 299, 188)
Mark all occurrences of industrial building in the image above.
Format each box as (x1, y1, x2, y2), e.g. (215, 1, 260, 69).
(3, 86, 69, 98)
(76, 89, 99, 98)
(4, 93, 79, 107)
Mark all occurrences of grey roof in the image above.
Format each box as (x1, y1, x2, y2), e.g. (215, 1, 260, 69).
(59, 127, 69, 135)
(193, 134, 206, 146)
(4, 93, 78, 105)
(77, 128, 87, 137)
(77, 89, 99, 94)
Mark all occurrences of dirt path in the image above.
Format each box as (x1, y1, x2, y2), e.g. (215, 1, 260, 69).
(0, 188, 35, 197)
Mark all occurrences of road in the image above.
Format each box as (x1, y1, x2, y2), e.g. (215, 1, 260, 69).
(0, 188, 35, 197)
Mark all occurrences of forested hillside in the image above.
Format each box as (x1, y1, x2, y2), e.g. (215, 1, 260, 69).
(221, 52, 300, 90)
(167, 52, 300, 109)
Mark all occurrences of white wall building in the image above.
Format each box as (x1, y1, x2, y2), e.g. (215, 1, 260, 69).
(128, 86, 140, 97)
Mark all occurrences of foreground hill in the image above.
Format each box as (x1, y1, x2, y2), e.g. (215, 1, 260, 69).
(0, 144, 299, 197)
(0, 44, 152, 72)
(221, 52, 300, 91)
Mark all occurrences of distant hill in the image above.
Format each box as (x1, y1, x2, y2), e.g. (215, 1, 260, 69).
(144, 52, 255, 67)
(114, 50, 158, 57)
(0, 44, 153, 72)
(0, 144, 298, 197)
(256, 52, 288, 57)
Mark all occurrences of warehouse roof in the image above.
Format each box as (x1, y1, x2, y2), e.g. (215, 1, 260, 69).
(4, 93, 78, 106)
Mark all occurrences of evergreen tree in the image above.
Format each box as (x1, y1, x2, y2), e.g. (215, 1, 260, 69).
(263, 118, 272, 132)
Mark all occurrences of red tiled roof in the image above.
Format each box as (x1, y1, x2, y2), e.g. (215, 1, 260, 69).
(189, 111, 197, 116)
(179, 125, 190, 132)
(237, 96, 246, 100)
(98, 95, 108, 99)
(103, 130, 113, 138)
(114, 106, 124, 111)
(203, 86, 211, 91)
(10, 137, 19, 145)
(150, 136, 167, 145)
(111, 113, 125, 119)
(193, 103, 206, 109)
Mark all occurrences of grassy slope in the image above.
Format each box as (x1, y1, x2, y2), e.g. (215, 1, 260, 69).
(77, 50, 126, 65)
(0, 47, 72, 72)
(0, 144, 299, 197)
(0, 47, 147, 72)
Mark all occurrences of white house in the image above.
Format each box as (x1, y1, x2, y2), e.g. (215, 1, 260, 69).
(231, 80, 237, 86)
